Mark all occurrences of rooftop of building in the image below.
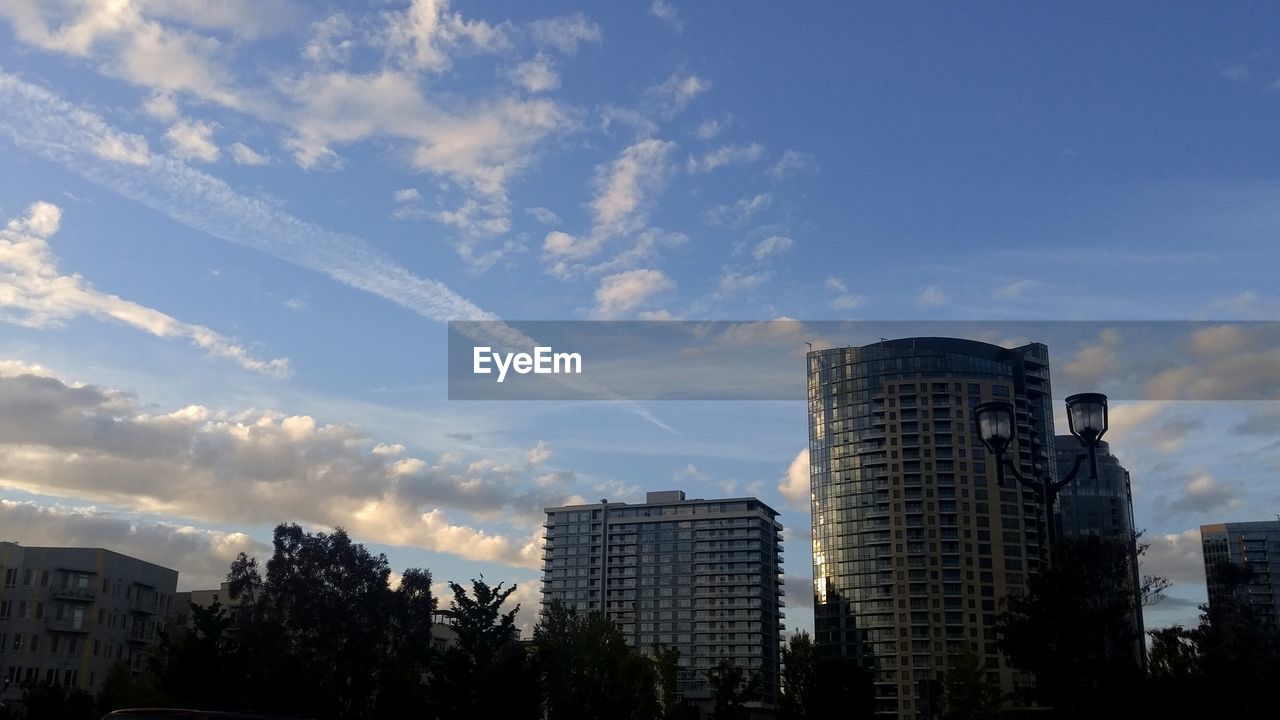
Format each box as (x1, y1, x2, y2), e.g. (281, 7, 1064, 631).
(0, 540, 180, 575)
(1201, 520, 1280, 534)
(544, 489, 780, 517)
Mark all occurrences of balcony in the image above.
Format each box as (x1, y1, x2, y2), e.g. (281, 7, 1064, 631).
(127, 625, 156, 643)
(51, 588, 96, 602)
(129, 596, 159, 614)
(45, 617, 90, 633)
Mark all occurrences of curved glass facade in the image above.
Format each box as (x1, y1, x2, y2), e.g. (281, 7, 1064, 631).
(807, 338, 1056, 719)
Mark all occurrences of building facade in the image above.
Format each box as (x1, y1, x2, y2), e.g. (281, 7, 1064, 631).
(1201, 521, 1280, 624)
(0, 542, 179, 701)
(1054, 436, 1144, 663)
(541, 490, 785, 706)
(807, 338, 1056, 719)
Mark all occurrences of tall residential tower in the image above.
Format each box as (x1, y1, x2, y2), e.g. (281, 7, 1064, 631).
(541, 490, 785, 707)
(807, 338, 1056, 719)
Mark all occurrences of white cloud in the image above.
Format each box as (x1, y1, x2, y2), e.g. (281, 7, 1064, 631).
(778, 448, 809, 510)
(1141, 529, 1206, 586)
(600, 105, 659, 138)
(282, 70, 570, 197)
(752, 234, 793, 261)
(695, 118, 723, 140)
(284, 297, 306, 311)
(1166, 472, 1239, 515)
(996, 279, 1033, 298)
(384, 0, 510, 73)
(1144, 324, 1280, 401)
(703, 193, 771, 227)
(919, 284, 947, 307)
(303, 12, 355, 65)
(229, 141, 268, 166)
(526, 206, 559, 224)
(0, 368, 582, 569)
(0, 201, 289, 377)
(509, 53, 560, 92)
(717, 270, 769, 295)
(284, 134, 343, 170)
(393, 188, 421, 203)
(650, 0, 683, 32)
(593, 268, 674, 318)
(143, 90, 179, 120)
(771, 149, 818, 178)
(529, 13, 602, 54)
(592, 139, 675, 232)
(524, 441, 552, 466)
(542, 139, 676, 273)
(648, 73, 710, 117)
(825, 277, 847, 293)
(687, 142, 763, 174)
(1062, 328, 1122, 389)
(832, 294, 862, 310)
(432, 198, 512, 237)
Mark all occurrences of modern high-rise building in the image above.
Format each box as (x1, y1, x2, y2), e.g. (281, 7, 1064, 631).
(1200, 521, 1280, 624)
(1054, 436, 1144, 664)
(541, 490, 785, 707)
(807, 337, 1056, 719)
(1054, 437, 1136, 540)
(0, 542, 179, 702)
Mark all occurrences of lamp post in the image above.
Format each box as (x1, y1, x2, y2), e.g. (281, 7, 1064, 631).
(973, 393, 1109, 551)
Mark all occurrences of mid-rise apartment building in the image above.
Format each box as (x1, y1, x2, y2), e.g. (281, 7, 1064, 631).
(541, 490, 785, 706)
(0, 542, 178, 701)
(1201, 521, 1280, 623)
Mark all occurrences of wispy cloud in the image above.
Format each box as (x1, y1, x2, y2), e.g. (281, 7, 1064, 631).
(650, 0, 684, 32)
(771, 149, 818, 178)
(687, 142, 764, 174)
(165, 118, 220, 162)
(919, 284, 947, 307)
(648, 73, 710, 117)
(752, 234, 793, 261)
(703, 193, 771, 227)
(0, 201, 289, 377)
(593, 268, 674, 318)
(0, 72, 495, 326)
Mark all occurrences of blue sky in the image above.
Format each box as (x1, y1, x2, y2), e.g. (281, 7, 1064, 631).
(1, 1, 1279, 633)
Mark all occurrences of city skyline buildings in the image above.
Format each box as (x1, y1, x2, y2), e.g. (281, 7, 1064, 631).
(0, 1, 1275, 643)
(807, 337, 1058, 718)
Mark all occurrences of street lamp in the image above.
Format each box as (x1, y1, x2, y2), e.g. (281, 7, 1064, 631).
(973, 393, 1109, 548)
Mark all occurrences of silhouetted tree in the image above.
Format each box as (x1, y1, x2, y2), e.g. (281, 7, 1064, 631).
(941, 652, 1001, 720)
(707, 659, 761, 720)
(95, 660, 164, 715)
(146, 523, 437, 719)
(998, 535, 1145, 719)
(432, 578, 537, 720)
(1143, 561, 1280, 716)
(778, 631, 818, 720)
(531, 601, 658, 720)
(652, 643, 694, 720)
(813, 656, 875, 717)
